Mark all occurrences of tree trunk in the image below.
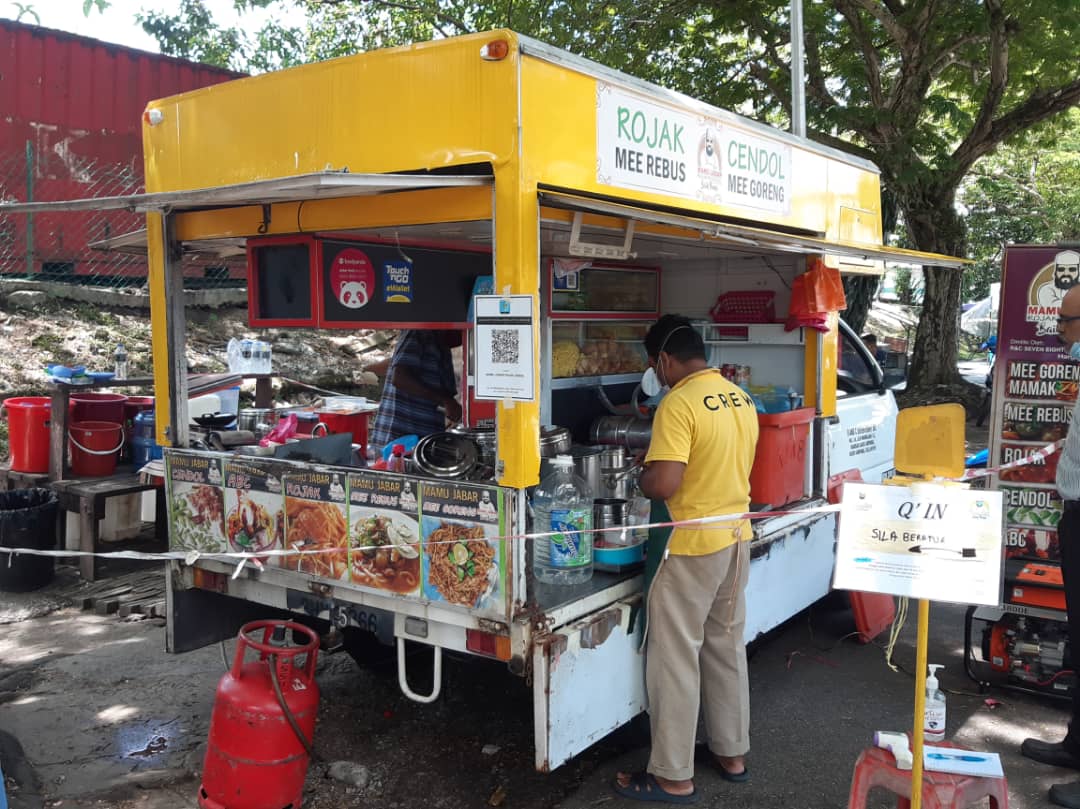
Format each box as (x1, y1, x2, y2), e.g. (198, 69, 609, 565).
(905, 265, 964, 387)
(899, 198, 982, 410)
(841, 275, 877, 334)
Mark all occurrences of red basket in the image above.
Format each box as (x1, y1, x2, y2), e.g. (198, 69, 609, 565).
(709, 291, 776, 324)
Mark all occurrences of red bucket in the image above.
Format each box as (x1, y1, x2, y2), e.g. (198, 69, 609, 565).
(316, 410, 370, 451)
(71, 392, 127, 425)
(69, 420, 124, 477)
(3, 397, 52, 473)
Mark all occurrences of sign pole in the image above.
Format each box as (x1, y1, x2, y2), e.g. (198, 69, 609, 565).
(910, 598, 930, 809)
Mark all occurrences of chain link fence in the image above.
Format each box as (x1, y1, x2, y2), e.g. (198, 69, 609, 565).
(0, 143, 244, 289)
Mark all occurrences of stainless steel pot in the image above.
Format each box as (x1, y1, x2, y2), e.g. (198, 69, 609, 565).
(599, 446, 627, 470)
(570, 444, 602, 497)
(590, 415, 653, 449)
(598, 463, 640, 500)
(449, 425, 496, 468)
(538, 445, 601, 494)
(412, 432, 479, 479)
(593, 497, 629, 546)
(539, 425, 572, 458)
(238, 407, 275, 433)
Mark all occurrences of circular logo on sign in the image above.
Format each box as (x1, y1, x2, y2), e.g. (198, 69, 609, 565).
(330, 248, 374, 309)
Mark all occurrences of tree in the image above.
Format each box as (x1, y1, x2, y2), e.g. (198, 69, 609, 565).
(144, 1, 1080, 404)
(961, 110, 1080, 300)
(137, 0, 304, 72)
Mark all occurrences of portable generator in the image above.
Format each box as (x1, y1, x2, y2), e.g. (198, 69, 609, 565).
(964, 558, 1075, 699)
(1005, 560, 1067, 612)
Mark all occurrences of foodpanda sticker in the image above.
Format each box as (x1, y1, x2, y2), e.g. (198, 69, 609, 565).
(1026, 249, 1080, 336)
(330, 248, 374, 310)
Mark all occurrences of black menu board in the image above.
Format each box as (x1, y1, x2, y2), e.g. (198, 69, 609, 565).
(249, 240, 316, 326)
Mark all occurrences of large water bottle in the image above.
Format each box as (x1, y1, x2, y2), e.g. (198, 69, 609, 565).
(226, 338, 242, 373)
(531, 455, 594, 585)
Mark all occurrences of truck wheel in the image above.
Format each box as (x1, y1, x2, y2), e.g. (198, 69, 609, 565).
(343, 627, 395, 669)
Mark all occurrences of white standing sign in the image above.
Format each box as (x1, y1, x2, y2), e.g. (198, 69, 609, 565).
(473, 294, 535, 402)
(596, 83, 793, 216)
(833, 482, 1004, 606)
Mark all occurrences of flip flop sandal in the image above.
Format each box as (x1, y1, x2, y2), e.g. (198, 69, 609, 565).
(613, 772, 700, 804)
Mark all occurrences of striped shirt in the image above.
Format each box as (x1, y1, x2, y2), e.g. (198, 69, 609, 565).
(370, 331, 457, 452)
(1057, 394, 1080, 500)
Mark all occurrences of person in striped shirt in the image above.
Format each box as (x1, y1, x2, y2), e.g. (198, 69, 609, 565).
(369, 330, 462, 454)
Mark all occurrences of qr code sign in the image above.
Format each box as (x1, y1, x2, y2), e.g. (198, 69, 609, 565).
(490, 329, 519, 364)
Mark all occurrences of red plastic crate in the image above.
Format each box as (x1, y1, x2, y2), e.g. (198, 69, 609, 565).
(709, 290, 776, 323)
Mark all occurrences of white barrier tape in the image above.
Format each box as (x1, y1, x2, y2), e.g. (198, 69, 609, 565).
(2, 438, 1060, 568)
(0, 502, 842, 565)
(960, 439, 1063, 480)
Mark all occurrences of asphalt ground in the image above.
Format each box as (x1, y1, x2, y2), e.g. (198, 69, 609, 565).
(0, 581, 1073, 809)
(560, 599, 1071, 809)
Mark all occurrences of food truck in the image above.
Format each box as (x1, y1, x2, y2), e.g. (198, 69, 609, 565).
(0, 31, 964, 770)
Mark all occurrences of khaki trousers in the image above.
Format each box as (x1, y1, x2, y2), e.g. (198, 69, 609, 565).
(646, 541, 750, 781)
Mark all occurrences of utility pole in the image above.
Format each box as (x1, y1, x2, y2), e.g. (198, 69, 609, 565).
(790, 0, 806, 137)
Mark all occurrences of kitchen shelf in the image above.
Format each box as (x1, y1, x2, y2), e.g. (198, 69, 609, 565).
(695, 322, 804, 346)
(550, 373, 643, 390)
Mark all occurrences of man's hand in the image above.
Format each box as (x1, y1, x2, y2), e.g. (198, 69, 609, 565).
(442, 397, 463, 425)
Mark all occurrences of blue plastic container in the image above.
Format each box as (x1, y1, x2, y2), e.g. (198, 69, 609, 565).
(132, 411, 162, 464)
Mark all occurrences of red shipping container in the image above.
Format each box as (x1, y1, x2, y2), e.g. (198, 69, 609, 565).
(749, 407, 816, 507)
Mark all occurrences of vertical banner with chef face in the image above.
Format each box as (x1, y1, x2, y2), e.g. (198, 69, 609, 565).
(991, 246, 1080, 561)
(346, 472, 422, 596)
(165, 451, 226, 554)
(419, 481, 505, 613)
(280, 468, 350, 580)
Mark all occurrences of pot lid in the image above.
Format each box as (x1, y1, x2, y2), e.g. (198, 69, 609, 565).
(413, 432, 479, 478)
(449, 425, 496, 442)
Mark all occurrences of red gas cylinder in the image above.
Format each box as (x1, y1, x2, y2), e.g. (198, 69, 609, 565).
(199, 620, 320, 809)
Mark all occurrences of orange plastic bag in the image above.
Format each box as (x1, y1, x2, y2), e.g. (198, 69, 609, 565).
(804, 258, 847, 312)
(785, 258, 845, 332)
(788, 260, 846, 316)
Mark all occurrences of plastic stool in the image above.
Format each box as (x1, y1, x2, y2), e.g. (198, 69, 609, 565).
(848, 745, 1009, 809)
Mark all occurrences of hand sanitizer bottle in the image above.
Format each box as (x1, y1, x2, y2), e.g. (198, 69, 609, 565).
(924, 664, 946, 742)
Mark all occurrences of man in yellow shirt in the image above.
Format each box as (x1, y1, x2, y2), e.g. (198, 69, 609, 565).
(615, 315, 759, 804)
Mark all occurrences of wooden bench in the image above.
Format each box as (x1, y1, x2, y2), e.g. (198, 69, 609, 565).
(51, 469, 164, 582)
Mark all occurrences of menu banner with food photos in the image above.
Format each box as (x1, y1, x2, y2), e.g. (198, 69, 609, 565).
(281, 468, 350, 579)
(346, 472, 422, 596)
(223, 459, 286, 557)
(166, 451, 510, 618)
(419, 480, 506, 613)
(991, 245, 1080, 562)
(165, 452, 226, 554)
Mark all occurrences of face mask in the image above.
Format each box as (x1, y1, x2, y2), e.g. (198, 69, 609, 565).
(1069, 342, 1080, 362)
(641, 366, 667, 398)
